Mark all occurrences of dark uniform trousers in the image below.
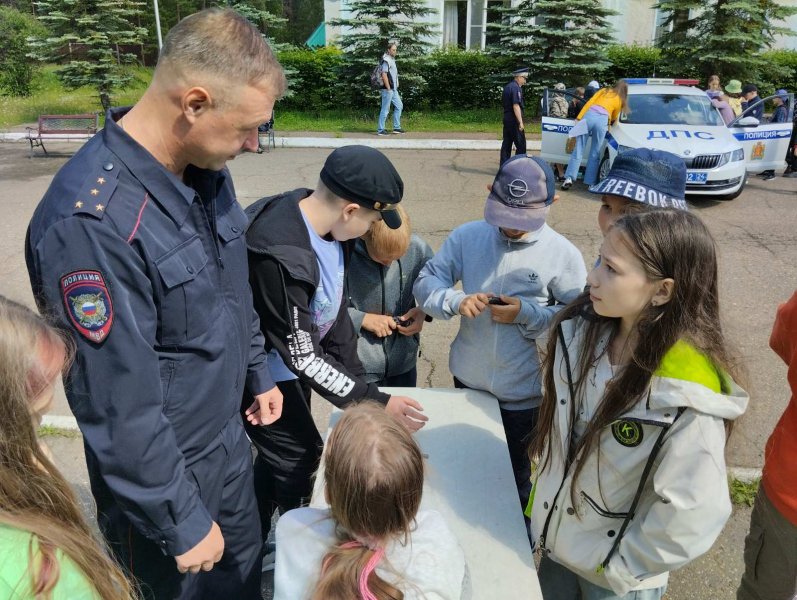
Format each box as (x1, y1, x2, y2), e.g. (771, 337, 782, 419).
(501, 120, 527, 165)
(94, 417, 263, 600)
(244, 379, 324, 537)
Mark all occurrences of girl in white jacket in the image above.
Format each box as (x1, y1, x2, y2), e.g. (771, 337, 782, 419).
(528, 209, 748, 599)
(274, 402, 469, 600)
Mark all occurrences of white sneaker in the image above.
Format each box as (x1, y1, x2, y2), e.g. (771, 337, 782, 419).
(561, 177, 573, 190)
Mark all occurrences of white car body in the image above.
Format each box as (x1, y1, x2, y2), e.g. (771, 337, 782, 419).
(540, 82, 794, 198)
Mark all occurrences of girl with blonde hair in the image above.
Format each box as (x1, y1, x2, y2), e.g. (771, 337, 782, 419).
(0, 295, 137, 599)
(274, 402, 469, 599)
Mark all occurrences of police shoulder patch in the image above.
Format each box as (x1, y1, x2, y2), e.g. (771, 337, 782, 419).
(611, 420, 643, 448)
(61, 270, 114, 344)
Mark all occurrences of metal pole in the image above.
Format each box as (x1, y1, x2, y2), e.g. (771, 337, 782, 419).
(153, 0, 163, 51)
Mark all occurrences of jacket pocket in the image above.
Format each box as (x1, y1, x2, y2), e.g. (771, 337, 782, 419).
(159, 359, 177, 413)
(154, 236, 213, 343)
(581, 491, 629, 520)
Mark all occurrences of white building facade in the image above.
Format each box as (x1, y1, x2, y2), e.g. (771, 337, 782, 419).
(324, 0, 797, 51)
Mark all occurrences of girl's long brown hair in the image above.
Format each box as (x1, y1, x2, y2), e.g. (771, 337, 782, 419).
(0, 296, 136, 600)
(312, 402, 424, 600)
(612, 79, 630, 113)
(529, 210, 745, 505)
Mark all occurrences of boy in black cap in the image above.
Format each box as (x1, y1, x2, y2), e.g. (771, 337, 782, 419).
(741, 83, 764, 121)
(501, 67, 529, 165)
(243, 145, 427, 539)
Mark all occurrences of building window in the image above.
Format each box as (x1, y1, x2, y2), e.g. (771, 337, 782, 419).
(443, 0, 468, 47)
(485, 0, 507, 47)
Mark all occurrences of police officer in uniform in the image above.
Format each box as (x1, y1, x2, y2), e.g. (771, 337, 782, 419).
(501, 67, 529, 165)
(26, 9, 285, 600)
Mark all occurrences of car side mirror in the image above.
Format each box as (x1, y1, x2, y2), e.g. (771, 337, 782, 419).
(736, 116, 760, 127)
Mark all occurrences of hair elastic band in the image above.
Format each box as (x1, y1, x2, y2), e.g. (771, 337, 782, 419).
(337, 540, 386, 600)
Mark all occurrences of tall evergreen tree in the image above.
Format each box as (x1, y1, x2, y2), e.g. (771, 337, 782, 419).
(329, 0, 438, 107)
(487, 0, 615, 91)
(30, 0, 147, 111)
(656, 0, 797, 82)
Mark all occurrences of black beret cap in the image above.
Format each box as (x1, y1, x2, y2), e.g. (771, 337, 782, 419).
(319, 145, 404, 229)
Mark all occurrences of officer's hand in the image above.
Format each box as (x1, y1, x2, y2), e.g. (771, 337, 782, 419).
(362, 313, 397, 338)
(396, 307, 425, 336)
(459, 293, 490, 318)
(246, 386, 284, 426)
(489, 295, 522, 323)
(385, 395, 428, 432)
(175, 521, 224, 574)
(519, 123, 525, 131)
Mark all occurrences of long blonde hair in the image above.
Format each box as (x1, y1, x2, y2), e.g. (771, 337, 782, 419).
(313, 402, 424, 600)
(0, 296, 136, 599)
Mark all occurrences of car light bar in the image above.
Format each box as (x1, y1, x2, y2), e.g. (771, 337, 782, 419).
(624, 78, 700, 86)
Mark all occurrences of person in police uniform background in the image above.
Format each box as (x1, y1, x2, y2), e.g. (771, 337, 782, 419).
(25, 9, 285, 600)
(501, 67, 529, 166)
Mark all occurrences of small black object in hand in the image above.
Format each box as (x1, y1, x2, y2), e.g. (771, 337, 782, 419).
(393, 316, 414, 327)
(488, 297, 508, 306)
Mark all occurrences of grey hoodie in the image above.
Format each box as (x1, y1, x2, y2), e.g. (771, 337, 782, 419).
(347, 235, 434, 383)
(413, 221, 587, 409)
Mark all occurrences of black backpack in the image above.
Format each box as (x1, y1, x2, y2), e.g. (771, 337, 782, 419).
(370, 62, 385, 89)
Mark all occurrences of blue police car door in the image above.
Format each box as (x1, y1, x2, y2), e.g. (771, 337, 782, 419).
(540, 88, 581, 166)
(728, 93, 794, 174)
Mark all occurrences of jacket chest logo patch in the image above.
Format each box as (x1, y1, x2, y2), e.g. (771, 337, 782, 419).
(61, 270, 113, 344)
(611, 420, 643, 447)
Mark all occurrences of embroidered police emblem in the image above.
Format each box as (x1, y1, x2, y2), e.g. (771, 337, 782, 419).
(61, 270, 113, 343)
(611, 420, 643, 447)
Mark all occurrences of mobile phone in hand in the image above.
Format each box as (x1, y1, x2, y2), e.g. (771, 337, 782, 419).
(488, 297, 508, 306)
(393, 316, 414, 327)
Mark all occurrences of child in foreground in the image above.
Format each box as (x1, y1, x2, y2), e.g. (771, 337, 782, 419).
(274, 402, 469, 600)
(528, 210, 749, 599)
(0, 295, 137, 599)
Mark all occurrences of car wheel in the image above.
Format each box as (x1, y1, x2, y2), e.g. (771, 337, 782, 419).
(719, 174, 747, 201)
(598, 152, 612, 182)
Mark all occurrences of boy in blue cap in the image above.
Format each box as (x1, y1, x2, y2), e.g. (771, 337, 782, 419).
(588, 148, 688, 236)
(413, 155, 587, 517)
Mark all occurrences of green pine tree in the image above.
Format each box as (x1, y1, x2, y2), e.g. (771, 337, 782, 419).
(488, 0, 615, 92)
(30, 0, 147, 111)
(656, 0, 797, 83)
(329, 0, 438, 107)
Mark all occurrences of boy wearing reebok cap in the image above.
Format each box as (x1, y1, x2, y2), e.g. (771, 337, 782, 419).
(413, 155, 587, 514)
(589, 147, 688, 236)
(244, 145, 427, 539)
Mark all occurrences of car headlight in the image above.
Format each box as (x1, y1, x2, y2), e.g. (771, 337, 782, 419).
(617, 144, 633, 154)
(718, 148, 745, 166)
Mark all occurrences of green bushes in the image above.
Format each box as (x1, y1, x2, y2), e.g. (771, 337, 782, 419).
(277, 46, 344, 110)
(422, 49, 512, 109)
(0, 7, 47, 97)
(758, 49, 797, 97)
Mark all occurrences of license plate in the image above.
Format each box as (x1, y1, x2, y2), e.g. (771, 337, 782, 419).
(686, 172, 708, 184)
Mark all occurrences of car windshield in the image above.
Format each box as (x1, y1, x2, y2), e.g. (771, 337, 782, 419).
(620, 93, 725, 127)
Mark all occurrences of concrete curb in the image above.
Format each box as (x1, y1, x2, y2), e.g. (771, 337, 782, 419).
(39, 415, 763, 481)
(1, 132, 541, 152)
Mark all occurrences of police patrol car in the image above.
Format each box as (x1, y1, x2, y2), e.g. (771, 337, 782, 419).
(541, 79, 794, 200)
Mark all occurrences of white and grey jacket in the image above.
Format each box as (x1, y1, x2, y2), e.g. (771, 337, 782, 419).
(530, 317, 749, 595)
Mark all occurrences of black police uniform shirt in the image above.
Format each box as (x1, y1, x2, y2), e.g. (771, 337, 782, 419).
(25, 107, 275, 557)
(503, 79, 524, 125)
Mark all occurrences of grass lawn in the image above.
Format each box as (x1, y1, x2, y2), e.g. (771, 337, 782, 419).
(1, 65, 541, 136)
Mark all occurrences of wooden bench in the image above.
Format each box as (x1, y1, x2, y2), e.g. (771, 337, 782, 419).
(26, 113, 99, 158)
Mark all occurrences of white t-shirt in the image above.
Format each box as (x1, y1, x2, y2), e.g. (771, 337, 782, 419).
(274, 507, 470, 600)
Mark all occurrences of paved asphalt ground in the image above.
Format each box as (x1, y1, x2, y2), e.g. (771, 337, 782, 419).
(2, 140, 796, 599)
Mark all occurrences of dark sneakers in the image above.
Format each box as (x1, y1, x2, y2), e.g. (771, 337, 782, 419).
(376, 129, 388, 136)
(392, 128, 406, 134)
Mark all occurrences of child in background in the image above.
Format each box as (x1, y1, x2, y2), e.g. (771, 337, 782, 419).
(588, 147, 688, 237)
(707, 74, 721, 91)
(528, 210, 749, 599)
(413, 155, 586, 515)
(274, 402, 469, 600)
(347, 205, 434, 387)
(0, 295, 137, 600)
(725, 80, 744, 116)
(562, 80, 629, 190)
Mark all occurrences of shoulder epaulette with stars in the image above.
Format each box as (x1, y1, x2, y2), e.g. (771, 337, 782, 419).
(73, 160, 121, 219)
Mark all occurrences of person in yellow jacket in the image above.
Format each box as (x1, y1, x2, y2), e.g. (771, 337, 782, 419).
(562, 80, 628, 190)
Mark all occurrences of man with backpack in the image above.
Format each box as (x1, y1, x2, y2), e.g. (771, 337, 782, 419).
(376, 41, 404, 136)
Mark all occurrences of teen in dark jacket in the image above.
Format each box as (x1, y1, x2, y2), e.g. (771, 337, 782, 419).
(243, 146, 427, 538)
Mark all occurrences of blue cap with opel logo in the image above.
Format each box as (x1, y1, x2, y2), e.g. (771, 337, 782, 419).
(588, 148, 688, 210)
(484, 154, 555, 232)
